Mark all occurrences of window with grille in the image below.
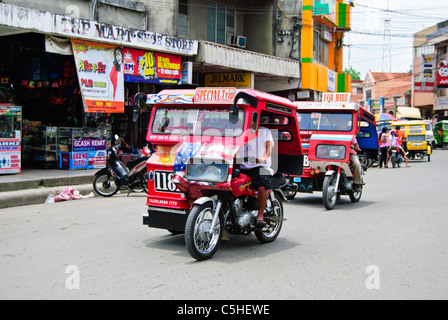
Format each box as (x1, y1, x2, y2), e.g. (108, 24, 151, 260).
(207, 1, 235, 45)
(178, 0, 189, 37)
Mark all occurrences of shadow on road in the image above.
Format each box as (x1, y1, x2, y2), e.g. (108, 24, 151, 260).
(143, 231, 301, 264)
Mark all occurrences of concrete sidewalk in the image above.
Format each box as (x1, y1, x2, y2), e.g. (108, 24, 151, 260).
(0, 168, 96, 209)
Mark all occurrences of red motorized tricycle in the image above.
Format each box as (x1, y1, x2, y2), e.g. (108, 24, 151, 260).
(283, 101, 378, 210)
(133, 88, 303, 260)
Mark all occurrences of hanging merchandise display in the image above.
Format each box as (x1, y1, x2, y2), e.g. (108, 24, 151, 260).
(71, 40, 125, 113)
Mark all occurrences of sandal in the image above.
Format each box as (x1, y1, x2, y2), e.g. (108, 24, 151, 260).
(255, 219, 266, 228)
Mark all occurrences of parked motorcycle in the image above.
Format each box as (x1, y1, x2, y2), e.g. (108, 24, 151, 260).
(93, 135, 152, 197)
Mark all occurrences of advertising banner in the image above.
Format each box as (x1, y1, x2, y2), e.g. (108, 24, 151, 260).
(0, 139, 21, 174)
(436, 60, 448, 88)
(71, 40, 125, 113)
(123, 48, 181, 84)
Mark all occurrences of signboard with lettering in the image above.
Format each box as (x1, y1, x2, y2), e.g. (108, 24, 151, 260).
(193, 88, 236, 104)
(72, 139, 107, 152)
(322, 92, 351, 103)
(204, 73, 253, 89)
(55, 14, 197, 56)
(123, 48, 181, 84)
(0, 139, 21, 174)
(71, 40, 125, 113)
(314, 0, 337, 24)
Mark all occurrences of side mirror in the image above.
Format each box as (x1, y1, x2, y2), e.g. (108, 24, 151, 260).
(133, 92, 148, 122)
(229, 92, 259, 125)
(232, 168, 241, 179)
(229, 103, 239, 124)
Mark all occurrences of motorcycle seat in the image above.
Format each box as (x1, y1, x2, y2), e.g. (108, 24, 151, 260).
(270, 172, 286, 188)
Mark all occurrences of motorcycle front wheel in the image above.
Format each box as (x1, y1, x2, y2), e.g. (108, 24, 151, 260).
(93, 173, 119, 197)
(185, 203, 222, 261)
(322, 173, 338, 210)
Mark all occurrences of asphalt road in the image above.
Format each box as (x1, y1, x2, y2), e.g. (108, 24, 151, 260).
(1, 150, 447, 300)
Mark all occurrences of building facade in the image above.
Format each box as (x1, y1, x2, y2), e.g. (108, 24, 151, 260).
(0, 0, 352, 171)
(425, 20, 448, 119)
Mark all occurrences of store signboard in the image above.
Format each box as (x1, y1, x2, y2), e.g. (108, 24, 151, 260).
(204, 73, 254, 89)
(72, 139, 107, 152)
(123, 48, 181, 84)
(0, 139, 21, 174)
(314, 0, 337, 24)
(71, 40, 125, 113)
(435, 97, 448, 111)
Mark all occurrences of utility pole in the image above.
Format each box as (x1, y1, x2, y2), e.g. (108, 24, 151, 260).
(382, 0, 391, 73)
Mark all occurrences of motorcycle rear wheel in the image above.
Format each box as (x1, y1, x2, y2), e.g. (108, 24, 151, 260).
(255, 193, 284, 243)
(185, 203, 222, 261)
(131, 170, 149, 194)
(322, 173, 338, 210)
(93, 173, 119, 197)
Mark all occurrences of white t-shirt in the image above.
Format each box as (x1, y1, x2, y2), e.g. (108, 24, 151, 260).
(240, 127, 275, 175)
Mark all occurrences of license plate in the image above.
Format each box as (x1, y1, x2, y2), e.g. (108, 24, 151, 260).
(154, 170, 179, 193)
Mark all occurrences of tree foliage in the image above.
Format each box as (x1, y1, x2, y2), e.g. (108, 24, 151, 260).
(344, 66, 361, 81)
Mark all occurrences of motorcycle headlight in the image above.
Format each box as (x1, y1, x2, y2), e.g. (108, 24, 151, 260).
(186, 162, 229, 183)
(316, 145, 346, 160)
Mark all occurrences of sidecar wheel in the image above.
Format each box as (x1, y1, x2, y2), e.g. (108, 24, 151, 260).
(255, 193, 284, 243)
(349, 188, 362, 203)
(185, 203, 222, 261)
(322, 173, 337, 210)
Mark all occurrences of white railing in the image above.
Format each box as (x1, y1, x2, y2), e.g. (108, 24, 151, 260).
(196, 41, 300, 78)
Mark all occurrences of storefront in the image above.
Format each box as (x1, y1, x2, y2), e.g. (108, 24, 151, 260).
(0, 3, 198, 172)
(0, 104, 22, 174)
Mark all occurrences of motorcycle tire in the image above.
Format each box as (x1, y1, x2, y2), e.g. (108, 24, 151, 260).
(370, 150, 381, 168)
(322, 173, 338, 210)
(255, 193, 284, 243)
(93, 173, 119, 197)
(284, 189, 297, 200)
(185, 202, 222, 261)
(348, 187, 362, 203)
(131, 170, 149, 194)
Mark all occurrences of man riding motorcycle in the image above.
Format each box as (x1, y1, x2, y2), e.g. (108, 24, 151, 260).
(239, 126, 274, 229)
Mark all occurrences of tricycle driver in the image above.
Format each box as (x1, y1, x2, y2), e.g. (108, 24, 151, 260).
(239, 126, 275, 229)
(334, 117, 362, 191)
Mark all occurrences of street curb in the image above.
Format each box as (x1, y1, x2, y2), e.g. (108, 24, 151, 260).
(0, 175, 94, 193)
(0, 184, 95, 209)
